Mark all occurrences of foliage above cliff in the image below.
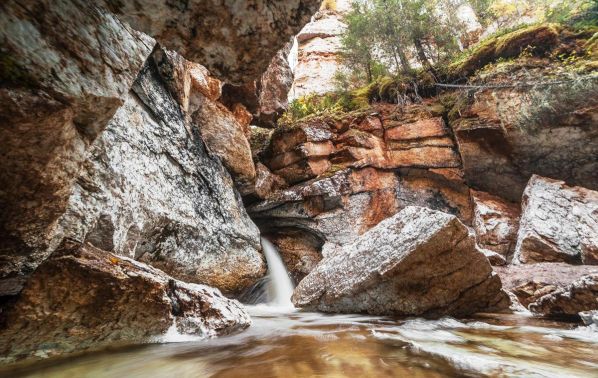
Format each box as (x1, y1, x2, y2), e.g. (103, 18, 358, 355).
(281, 0, 597, 124)
(336, 0, 596, 86)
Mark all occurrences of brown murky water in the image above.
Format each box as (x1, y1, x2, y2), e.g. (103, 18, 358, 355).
(2, 306, 597, 378)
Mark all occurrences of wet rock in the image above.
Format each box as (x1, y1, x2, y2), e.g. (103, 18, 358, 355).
(251, 104, 473, 277)
(579, 310, 598, 326)
(251, 166, 473, 249)
(495, 263, 598, 309)
(103, 0, 321, 83)
(0, 241, 250, 362)
(471, 190, 520, 262)
(292, 206, 509, 317)
(529, 274, 598, 318)
(0, 0, 154, 297)
(263, 229, 324, 283)
(55, 50, 265, 295)
(514, 175, 598, 265)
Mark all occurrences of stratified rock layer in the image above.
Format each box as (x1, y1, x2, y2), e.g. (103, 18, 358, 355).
(0, 241, 250, 362)
(103, 0, 321, 83)
(292, 206, 508, 317)
(514, 175, 598, 265)
(290, 6, 348, 99)
(250, 104, 472, 271)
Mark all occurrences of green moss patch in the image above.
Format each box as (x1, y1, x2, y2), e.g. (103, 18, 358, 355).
(448, 24, 562, 79)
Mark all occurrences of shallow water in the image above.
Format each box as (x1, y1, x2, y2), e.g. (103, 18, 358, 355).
(3, 306, 597, 378)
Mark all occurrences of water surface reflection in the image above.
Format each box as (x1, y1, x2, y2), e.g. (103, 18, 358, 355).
(2, 307, 597, 377)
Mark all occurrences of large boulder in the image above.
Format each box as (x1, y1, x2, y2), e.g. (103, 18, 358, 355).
(189, 90, 256, 193)
(0, 0, 154, 297)
(0, 241, 250, 362)
(54, 50, 265, 295)
(292, 206, 509, 317)
(471, 190, 520, 263)
(102, 0, 321, 83)
(514, 175, 598, 265)
(256, 41, 295, 127)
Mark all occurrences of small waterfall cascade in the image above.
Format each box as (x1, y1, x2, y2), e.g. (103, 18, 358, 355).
(261, 237, 295, 309)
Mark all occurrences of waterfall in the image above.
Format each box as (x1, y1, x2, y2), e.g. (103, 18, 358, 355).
(261, 237, 295, 309)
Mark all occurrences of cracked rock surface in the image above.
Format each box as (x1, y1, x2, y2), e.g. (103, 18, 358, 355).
(102, 0, 321, 84)
(292, 206, 509, 317)
(55, 50, 265, 295)
(0, 0, 155, 297)
(514, 175, 598, 265)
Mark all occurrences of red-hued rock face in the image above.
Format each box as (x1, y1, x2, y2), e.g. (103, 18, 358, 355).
(261, 104, 462, 185)
(249, 103, 474, 276)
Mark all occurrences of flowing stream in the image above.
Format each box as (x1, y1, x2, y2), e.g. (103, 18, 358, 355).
(2, 242, 598, 378)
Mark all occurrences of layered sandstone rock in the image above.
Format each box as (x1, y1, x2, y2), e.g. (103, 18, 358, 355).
(262, 104, 463, 185)
(289, 4, 349, 99)
(292, 206, 509, 316)
(450, 86, 598, 202)
(250, 104, 472, 275)
(102, 0, 321, 83)
(0, 0, 155, 297)
(471, 190, 520, 263)
(514, 175, 598, 265)
(54, 49, 265, 295)
(495, 263, 598, 309)
(0, 241, 250, 362)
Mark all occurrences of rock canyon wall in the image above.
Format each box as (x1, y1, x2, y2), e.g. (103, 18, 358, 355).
(1, 0, 597, 365)
(0, 0, 320, 362)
